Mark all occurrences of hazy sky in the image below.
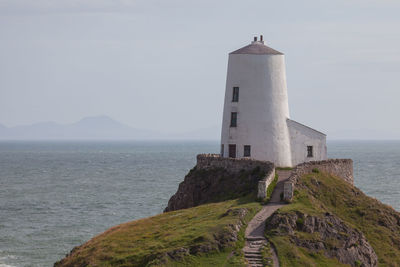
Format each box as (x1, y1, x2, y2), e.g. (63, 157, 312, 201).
(1, 0, 400, 139)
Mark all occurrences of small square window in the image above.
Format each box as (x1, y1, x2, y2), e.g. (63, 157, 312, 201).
(244, 145, 251, 157)
(232, 87, 239, 102)
(307, 146, 313, 157)
(230, 112, 237, 127)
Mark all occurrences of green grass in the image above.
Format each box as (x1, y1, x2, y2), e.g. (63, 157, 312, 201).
(267, 171, 400, 266)
(267, 173, 279, 199)
(55, 196, 262, 267)
(260, 172, 279, 204)
(260, 241, 274, 267)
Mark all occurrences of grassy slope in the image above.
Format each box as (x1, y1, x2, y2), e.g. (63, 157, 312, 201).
(266, 171, 400, 267)
(55, 196, 262, 267)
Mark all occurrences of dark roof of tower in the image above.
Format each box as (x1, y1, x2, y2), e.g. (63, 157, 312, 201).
(230, 41, 283, 55)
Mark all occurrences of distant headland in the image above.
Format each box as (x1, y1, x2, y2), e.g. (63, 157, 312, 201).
(0, 115, 219, 141)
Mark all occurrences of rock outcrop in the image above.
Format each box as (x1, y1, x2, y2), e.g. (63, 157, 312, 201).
(165, 166, 268, 212)
(266, 211, 378, 266)
(150, 208, 249, 266)
(165, 155, 274, 212)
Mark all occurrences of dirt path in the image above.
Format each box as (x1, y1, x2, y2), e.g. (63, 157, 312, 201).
(243, 170, 291, 267)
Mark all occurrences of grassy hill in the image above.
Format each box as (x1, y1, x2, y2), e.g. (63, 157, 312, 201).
(55, 196, 262, 267)
(266, 171, 400, 267)
(55, 166, 400, 267)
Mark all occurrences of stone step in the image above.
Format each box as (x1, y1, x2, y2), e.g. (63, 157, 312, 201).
(247, 261, 263, 264)
(246, 236, 266, 241)
(247, 262, 263, 267)
(247, 255, 263, 260)
(249, 244, 264, 248)
(244, 248, 260, 251)
(249, 243, 263, 247)
(250, 239, 265, 243)
(249, 242, 265, 246)
(245, 251, 261, 255)
(247, 262, 263, 266)
(245, 255, 262, 259)
(244, 250, 260, 255)
(248, 262, 263, 265)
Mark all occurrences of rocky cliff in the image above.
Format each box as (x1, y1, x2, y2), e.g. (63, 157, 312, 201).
(165, 154, 274, 212)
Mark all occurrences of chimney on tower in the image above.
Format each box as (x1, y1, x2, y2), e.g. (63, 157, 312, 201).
(260, 35, 264, 44)
(253, 36, 258, 42)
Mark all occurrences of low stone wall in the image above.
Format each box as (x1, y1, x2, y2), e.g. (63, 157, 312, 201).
(283, 159, 353, 202)
(257, 168, 276, 199)
(197, 154, 274, 174)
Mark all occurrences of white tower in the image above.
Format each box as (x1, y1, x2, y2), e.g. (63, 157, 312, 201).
(220, 36, 327, 167)
(220, 36, 291, 167)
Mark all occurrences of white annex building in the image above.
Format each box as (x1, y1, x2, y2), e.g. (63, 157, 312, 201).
(220, 36, 327, 167)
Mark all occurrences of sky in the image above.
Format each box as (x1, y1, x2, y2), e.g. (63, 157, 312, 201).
(1, 0, 400, 139)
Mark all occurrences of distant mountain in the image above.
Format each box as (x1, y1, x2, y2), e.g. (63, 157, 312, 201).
(0, 116, 161, 140)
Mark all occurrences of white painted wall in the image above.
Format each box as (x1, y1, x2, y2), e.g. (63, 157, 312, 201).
(287, 119, 327, 166)
(220, 45, 292, 167)
(220, 40, 327, 167)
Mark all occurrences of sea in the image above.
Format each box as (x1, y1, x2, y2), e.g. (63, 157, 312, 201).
(0, 140, 399, 267)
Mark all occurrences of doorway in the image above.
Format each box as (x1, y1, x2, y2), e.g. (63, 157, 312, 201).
(229, 144, 236, 158)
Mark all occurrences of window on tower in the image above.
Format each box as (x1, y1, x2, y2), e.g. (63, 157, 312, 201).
(230, 112, 237, 127)
(232, 87, 239, 102)
(307, 146, 313, 157)
(243, 145, 251, 157)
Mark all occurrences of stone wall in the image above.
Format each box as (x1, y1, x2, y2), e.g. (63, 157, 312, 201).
(283, 159, 353, 202)
(197, 154, 274, 173)
(257, 168, 276, 199)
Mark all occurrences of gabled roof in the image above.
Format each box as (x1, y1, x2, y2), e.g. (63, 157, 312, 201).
(230, 41, 283, 55)
(287, 119, 326, 136)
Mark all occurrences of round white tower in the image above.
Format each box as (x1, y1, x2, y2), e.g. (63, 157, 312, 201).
(220, 36, 292, 167)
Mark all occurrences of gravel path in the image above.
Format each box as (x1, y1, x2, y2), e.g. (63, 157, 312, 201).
(243, 170, 291, 267)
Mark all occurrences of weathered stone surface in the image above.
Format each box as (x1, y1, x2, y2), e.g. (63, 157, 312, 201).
(294, 159, 353, 185)
(165, 155, 274, 212)
(283, 159, 353, 202)
(266, 211, 378, 266)
(197, 154, 274, 173)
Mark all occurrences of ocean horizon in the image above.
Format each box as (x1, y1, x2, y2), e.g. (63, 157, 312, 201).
(0, 140, 399, 266)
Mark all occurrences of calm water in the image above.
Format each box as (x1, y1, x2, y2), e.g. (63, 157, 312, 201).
(0, 140, 399, 266)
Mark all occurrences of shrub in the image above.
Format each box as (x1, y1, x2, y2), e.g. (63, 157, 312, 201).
(296, 218, 304, 228)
